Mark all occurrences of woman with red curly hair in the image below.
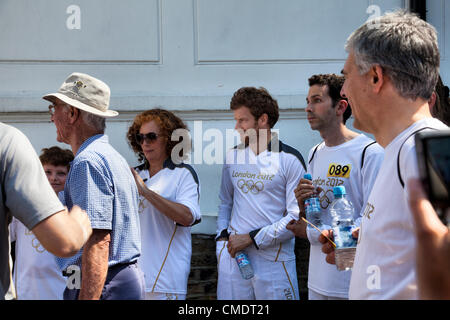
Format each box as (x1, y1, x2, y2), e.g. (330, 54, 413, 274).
(127, 109, 201, 300)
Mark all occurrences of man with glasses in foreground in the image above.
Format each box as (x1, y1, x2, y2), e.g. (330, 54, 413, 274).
(44, 72, 145, 300)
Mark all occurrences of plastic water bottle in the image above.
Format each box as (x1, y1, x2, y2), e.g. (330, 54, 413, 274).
(235, 251, 254, 280)
(329, 186, 357, 271)
(303, 173, 321, 227)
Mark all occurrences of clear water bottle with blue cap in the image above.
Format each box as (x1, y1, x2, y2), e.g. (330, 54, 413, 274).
(235, 251, 254, 280)
(329, 186, 357, 271)
(303, 173, 322, 227)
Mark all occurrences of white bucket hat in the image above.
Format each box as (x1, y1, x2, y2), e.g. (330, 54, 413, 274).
(43, 72, 119, 118)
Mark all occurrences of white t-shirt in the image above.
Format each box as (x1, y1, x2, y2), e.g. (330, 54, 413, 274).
(136, 160, 201, 295)
(217, 139, 306, 261)
(306, 134, 384, 298)
(10, 218, 66, 300)
(349, 118, 448, 299)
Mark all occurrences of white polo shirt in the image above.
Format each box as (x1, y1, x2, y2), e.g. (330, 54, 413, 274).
(136, 159, 201, 295)
(217, 139, 306, 261)
(349, 118, 448, 299)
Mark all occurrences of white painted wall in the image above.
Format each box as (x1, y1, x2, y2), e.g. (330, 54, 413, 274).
(428, 0, 450, 86)
(1, 0, 447, 234)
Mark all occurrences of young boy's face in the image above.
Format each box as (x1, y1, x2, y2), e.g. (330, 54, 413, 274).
(43, 163, 69, 194)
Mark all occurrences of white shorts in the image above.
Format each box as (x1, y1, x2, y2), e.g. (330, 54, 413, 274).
(216, 240, 299, 300)
(308, 288, 348, 300)
(144, 292, 186, 300)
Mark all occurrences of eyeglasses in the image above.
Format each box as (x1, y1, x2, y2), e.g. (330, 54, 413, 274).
(48, 103, 70, 116)
(48, 105, 56, 116)
(136, 132, 160, 144)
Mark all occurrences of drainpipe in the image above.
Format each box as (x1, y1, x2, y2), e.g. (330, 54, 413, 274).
(409, 0, 427, 20)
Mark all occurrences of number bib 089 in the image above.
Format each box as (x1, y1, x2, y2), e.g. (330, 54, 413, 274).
(327, 163, 351, 178)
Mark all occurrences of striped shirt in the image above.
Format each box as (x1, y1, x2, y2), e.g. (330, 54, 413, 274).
(56, 134, 141, 271)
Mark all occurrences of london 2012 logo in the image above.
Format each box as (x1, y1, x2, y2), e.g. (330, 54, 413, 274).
(237, 179, 264, 195)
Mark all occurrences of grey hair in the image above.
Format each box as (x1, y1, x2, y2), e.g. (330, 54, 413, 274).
(345, 10, 440, 100)
(80, 110, 106, 132)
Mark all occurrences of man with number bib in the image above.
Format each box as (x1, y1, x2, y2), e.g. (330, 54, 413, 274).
(216, 87, 306, 300)
(288, 74, 383, 300)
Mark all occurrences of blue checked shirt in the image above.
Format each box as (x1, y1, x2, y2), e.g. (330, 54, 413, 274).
(56, 134, 141, 272)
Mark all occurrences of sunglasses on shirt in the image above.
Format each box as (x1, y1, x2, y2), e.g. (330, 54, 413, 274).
(136, 132, 160, 144)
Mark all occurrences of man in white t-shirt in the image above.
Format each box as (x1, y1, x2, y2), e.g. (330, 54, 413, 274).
(287, 74, 383, 300)
(216, 86, 306, 300)
(320, 10, 448, 299)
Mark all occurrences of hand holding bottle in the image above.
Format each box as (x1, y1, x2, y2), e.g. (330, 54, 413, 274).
(319, 228, 359, 265)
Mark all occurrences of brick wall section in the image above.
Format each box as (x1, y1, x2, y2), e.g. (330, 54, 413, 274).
(187, 234, 218, 300)
(187, 234, 310, 300)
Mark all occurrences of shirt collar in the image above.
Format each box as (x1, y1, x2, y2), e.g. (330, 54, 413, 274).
(235, 132, 281, 153)
(267, 134, 281, 153)
(162, 157, 176, 169)
(141, 157, 177, 172)
(75, 134, 108, 157)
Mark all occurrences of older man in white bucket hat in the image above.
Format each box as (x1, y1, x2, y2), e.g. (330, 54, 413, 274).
(44, 72, 144, 300)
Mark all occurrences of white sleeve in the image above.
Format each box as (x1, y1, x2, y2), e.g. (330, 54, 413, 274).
(175, 168, 202, 226)
(355, 144, 384, 228)
(217, 163, 233, 238)
(252, 155, 305, 249)
(402, 145, 420, 203)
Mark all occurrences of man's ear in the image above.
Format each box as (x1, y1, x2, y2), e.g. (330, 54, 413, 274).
(370, 65, 384, 93)
(428, 91, 437, 109)
(335, 100, 348, 117)
(258, 113, 269, 128)
(428, 91, 437, 116)
(67, 106, 80, 124)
